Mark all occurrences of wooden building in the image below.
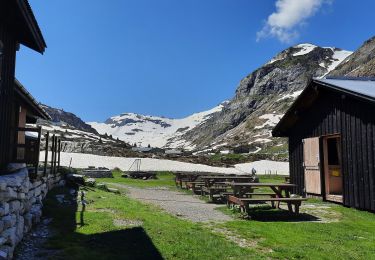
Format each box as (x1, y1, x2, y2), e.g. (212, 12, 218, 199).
(0, 0, 47, 171)
(14, 79, 50, 170)
(273, 77, 375, 211)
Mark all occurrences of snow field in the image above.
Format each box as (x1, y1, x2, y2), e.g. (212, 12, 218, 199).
(41, 152, 289, 176)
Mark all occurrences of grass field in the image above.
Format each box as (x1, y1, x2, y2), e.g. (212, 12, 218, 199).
(100, 170, 176, 188)
(40, 172, 375, 259)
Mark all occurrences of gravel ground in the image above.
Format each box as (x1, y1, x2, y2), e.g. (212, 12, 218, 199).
(14, 218, 60, 260)
(109, 183, 232, 222)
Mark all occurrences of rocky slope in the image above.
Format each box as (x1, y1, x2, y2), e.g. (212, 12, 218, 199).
(88, 102, 227, 149)
(35, 119, 139, 157)
(41, 104, 99, 134)
(177, 43, 353, 154)
(34, 106, 140, 157)
(329, 36, 375, 77)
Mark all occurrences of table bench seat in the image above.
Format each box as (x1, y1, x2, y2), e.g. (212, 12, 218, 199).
(227, 195, 307, 214)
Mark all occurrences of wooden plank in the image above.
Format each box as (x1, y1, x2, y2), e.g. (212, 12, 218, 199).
(238, 198, 308, 202)
(371, 122, 375, 210)
(362, 113, 370, 210)
(303, 137, 321, 194)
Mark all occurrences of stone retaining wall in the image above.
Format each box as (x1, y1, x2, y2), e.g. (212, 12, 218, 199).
(0, 165, 65, 259)
(80, 170, 113, 178)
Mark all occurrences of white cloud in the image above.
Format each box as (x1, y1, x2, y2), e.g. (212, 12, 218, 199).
(257, 0, 332, 43)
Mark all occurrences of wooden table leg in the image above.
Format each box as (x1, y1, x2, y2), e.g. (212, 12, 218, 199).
(287, 202, 293, 213)
(270, 186, 283, 208)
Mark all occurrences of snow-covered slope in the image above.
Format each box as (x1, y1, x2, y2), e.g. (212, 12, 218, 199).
(319, 48, 353, 77)
(42, 151, 290, 175)
(88, 102, 228, 149)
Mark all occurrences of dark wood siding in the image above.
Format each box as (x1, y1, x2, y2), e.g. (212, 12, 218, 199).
(288, 87, 375, 211)
(0, 23, 17, 169)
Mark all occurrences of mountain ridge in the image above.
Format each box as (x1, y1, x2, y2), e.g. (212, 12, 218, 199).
(88, 42, 354, 154)
(88, 102, 228, 149)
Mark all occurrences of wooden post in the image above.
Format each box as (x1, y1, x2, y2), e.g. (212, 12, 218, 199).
(53, 136, 57, 175)
(44, 132, 49, 175)
(35, 126, 42, 175)
(57, 139, 61, 173)
(51, 134, 55, 175)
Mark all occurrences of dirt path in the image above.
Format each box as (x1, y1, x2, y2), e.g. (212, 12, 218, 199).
(108, 183, 232, 222)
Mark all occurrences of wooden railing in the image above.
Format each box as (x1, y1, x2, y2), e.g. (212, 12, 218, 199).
(13, 127, 42, 176)
(43, 132, 61, 175)
(13, 128, 61, 178)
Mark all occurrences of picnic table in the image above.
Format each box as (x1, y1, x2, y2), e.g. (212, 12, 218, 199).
(225, 182, 296, 197)
(224, 182, 307, 214)
(199, 175, 257, 201)
(200, 176, 257, 188)
(174, 172, 200, 189)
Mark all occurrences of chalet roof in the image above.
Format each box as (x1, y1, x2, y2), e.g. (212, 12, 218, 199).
(318, 77, 375, 101)
(272, 77, 375, 137)
(1, 0, 47, 53)
(15, 79, 51, 120)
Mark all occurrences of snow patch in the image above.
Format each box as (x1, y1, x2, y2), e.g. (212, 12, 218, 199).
(292, 44, 317, 56)
(249, 147, 262, 154)
(277, 90, 303, 101)
(252, 138, 272, 144)
(44, 152, 244, 174)
(235, 160, 289, 175)
(254, 114, 283, 129)
(320, 49, 353, 78)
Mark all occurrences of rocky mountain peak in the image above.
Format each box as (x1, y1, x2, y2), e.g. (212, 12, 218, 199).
(179, 43, 352, 153)
(329, 35, 375, 77)
(40, 104, 98, 135)
(88, 102, 227, 148)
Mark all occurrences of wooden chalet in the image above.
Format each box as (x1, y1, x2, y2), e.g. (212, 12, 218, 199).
(0, 0, 47, 172)
(273, 77, 375, 211)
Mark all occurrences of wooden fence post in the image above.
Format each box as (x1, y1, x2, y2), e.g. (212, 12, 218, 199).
(51, 134, 55, 175)
(35, 126, 42, 175)
(53, 136, 57, 175)
(57, 139, 61, 172)
(44, 131, 49, 175)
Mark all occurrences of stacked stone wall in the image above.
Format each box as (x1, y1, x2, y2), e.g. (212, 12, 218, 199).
(0, 166, 64, 259)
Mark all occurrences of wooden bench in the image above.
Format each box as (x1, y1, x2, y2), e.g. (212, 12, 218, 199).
(186, 181, 205, 194)
(222, 192, 276, 206)
(227, 195, 307, 214)
(202, 186, 229, 201)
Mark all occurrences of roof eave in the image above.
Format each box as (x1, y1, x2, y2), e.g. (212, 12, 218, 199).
(16, 0, 47, 53)
(15, 79, 51, 120)
(272, 79, 314, 137)
(313, 78, 375, 104)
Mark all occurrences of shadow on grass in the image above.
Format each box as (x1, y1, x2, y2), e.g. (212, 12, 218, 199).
(246, 205, 320, 222)
(43, 187, 164, 260)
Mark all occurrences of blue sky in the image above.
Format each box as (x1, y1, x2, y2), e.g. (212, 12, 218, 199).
(16, 0, 375, 122)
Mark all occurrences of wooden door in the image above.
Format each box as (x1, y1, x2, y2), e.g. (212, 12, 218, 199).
(303, 137, 321, 194)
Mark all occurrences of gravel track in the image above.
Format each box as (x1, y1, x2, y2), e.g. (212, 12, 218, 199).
(109, 183, 232, 222)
